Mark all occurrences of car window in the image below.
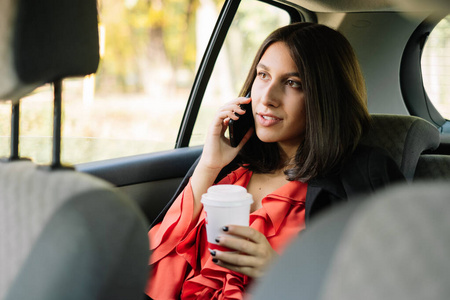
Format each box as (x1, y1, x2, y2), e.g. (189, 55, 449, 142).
(189, 0, 291, 146)
(0, 0, 221, 164)
(421, 14, 450, 119)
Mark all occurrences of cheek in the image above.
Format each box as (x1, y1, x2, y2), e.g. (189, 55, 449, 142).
(290, 104, 307, 133)
(250, 83, 260, 100)
(290, 98, 306, 120)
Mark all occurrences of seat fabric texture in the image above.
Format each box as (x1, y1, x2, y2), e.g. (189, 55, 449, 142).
(250, 181, 450, 300)
(360, 114, 440, 181)
(414, 154, 450, 180)
(0, 161, 149, 300)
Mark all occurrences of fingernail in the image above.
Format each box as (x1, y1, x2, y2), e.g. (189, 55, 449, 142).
(209, 249, 216, 256)
(215, 237, 220, 243)
(212, 258, 218, 263)
(222, 226, 229, 232)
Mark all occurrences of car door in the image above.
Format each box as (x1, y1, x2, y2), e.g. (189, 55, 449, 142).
(73, 0, 302, 225)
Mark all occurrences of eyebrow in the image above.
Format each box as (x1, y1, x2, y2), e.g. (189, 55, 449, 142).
(256, 63, 301, 78)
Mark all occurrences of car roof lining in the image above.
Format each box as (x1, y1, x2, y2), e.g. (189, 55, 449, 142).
(284, 0, 446, 13)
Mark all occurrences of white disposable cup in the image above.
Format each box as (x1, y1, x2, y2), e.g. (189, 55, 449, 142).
(201, 185, 253, 251)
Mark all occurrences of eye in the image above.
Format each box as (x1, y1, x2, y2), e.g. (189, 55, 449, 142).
(257, 71, 269, 80)
(286, 80, 302, 89)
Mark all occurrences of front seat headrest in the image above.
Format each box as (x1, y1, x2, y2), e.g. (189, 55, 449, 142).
(0, 0, 100, 101)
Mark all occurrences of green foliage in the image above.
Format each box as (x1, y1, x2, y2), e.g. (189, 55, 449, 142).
(96, 0, 217, 93)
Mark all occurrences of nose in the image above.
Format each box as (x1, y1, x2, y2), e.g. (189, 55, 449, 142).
(260, 83, 281, 107)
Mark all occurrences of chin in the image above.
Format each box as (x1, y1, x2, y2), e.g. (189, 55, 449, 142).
(255, 132, 279, 144)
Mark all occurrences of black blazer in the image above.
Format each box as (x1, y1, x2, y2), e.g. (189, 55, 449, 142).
(305, 145, 406, 225)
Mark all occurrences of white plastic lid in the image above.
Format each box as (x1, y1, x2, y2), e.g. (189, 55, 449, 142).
(201, 185, 253, 207)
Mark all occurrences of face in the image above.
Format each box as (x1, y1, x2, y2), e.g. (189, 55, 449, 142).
(251, 41, 306, 157)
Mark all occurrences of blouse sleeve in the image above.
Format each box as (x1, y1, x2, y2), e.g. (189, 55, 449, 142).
(149, 167, 247, 264)
(149, 179, 199, 264)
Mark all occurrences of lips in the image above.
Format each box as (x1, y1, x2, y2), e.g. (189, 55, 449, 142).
(256, 112, 282, 126)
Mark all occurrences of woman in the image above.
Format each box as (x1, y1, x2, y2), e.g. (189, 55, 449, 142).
(145, 22, 404, 299)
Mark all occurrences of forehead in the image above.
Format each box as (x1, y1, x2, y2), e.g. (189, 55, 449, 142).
(258, 42, 298, 73)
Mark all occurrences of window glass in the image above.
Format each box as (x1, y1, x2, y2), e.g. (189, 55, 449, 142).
(0, 0, 222, 164)
(0, 102, 11, 158)
(189, 0, 291, 146)
(421, 15, 450, 119)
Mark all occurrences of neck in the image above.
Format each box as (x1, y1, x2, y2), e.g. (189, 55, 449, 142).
(277, 141, 300, 164)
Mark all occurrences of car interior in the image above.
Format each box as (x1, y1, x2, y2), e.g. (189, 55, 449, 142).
(1, 0, 449, 299)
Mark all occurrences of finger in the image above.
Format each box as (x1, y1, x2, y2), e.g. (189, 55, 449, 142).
(222, 96, 249, 108)
(223, 117, 231, 126)
(214, 260, 261, 278)
(220, 104, 247, 119)
(213, 250, 260, 268)
(216, 109, 240, 123)
(216, 234, 260, 256)
(211, 251, 264, 278)
(224, 225, 265, 244)
(218, 96, 252, 122)
(239, 96, 252, 105)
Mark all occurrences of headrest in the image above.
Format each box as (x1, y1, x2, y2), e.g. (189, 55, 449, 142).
(0, 0, 100, 102)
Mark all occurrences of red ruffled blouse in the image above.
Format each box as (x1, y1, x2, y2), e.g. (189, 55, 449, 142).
(145, 167, 307, 300)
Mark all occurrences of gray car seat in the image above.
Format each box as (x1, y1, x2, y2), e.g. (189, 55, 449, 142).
(360, 114, 440, 181)
(0, 0, 149, 299)
(250, 181, 450, 300)
(0, 162, 149, 300)
(414, 154, 450, 180)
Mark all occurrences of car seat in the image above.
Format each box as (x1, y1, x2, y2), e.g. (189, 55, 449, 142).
(0, 0, 149, 299)
(250, 181, 450, 299)
(360, 113, 440, 181)
(414, 154, 450, 180)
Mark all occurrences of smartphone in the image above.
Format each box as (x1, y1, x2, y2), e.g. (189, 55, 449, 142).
(229, 94, 253, 148)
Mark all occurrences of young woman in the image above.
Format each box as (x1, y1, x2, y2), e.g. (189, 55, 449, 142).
(145, 22, 404, 300)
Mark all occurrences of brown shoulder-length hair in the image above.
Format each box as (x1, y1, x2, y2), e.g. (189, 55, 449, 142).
(238, 22, 371, 182)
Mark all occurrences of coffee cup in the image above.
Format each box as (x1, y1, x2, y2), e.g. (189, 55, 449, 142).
(201, 185, 253, 251)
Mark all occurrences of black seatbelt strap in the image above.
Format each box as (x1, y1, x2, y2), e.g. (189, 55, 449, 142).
(149, 155, 201, 229)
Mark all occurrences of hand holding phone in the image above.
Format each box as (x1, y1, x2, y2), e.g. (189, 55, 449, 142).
(228, 95, 253, 148)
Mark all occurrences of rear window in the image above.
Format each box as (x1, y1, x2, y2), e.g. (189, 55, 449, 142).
(421, 14, 450, 119)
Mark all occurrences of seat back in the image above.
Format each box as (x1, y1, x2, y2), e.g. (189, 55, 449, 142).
(360, 114, 440, 181)
(0, 161, 149, 300)
(250, 182, 450, 300)
(0, 0, 150, 298)
(414, 154, 450, 180)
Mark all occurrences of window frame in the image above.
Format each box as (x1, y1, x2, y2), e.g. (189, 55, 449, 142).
(400, 12, 450, 133)
(175, 0, 304, 148)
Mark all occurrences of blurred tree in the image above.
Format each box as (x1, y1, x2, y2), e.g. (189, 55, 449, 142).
(95, 0, 223, 96)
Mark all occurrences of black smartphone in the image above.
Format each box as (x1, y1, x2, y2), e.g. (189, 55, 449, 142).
(229, 94, 253, 148)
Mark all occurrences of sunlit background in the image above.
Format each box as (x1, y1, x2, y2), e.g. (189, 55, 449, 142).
(422, 15, 450, 118)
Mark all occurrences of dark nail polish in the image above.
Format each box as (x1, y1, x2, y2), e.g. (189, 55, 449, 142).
(209, 250, 216, 256)
(212, 258, 218, 263)
(222, 226, 229, 232)
(215, 238, 220, 243)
